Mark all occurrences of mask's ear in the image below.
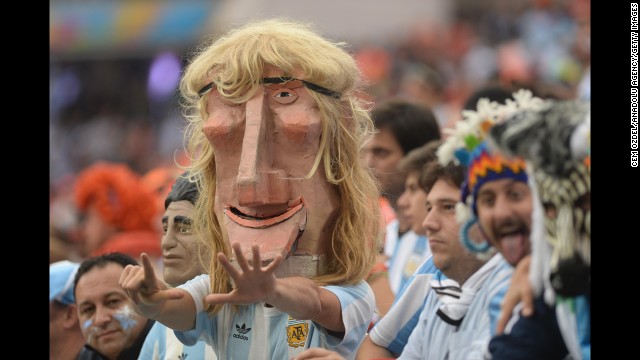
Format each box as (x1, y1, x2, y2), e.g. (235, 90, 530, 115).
(63, 303, 80, 330)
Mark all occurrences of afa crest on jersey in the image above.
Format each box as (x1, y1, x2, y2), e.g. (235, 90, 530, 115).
(287, 317, 309, 348)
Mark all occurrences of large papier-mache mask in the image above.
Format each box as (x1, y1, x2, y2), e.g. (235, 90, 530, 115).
(183, 20, 379, 283)
(201, 68, 343, 277)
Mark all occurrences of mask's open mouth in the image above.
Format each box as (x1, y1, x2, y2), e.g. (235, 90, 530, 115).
(223, 197, 307, 261)
(224, 197, 305, 228)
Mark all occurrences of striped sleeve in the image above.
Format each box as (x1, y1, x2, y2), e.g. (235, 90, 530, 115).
(177, 274, 211, 313)
(370, 257, 439, 355)
(174, 274, 212, 346)
(321, 281, 376, 358)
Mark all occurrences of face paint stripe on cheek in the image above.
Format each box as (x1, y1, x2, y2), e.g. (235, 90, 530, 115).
(83, 319, 98, 345)
(113, 305, 139, 331)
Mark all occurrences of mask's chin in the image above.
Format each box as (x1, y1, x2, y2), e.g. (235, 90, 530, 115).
(274, 253, 326, 278)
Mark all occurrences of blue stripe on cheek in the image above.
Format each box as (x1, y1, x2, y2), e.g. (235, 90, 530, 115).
(113, 305, 139, 330)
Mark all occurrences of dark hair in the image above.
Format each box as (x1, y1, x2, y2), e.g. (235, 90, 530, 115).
(371, 100, 441, 155)
(401, 63, 445, 94)
(463, 85, 513, 111)
(419, 161, 465, 196)
(164, 172, 199, 210)
(398, 139, 443, 173)
(74, 253, 138, 297)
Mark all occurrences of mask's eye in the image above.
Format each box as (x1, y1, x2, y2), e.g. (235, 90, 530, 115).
(262, 77, 303, 104)
(271, 89, 299, 104)
(179, 223, 193, 235)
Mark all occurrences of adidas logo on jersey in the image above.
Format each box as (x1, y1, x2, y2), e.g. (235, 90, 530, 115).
(233, 323, 251, 340)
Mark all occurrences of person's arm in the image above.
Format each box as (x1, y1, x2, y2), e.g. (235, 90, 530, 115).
(356, 335, 395, 359)
(120, 253, 196, 331)
(496, 255, 533, 334)
(489, 296, 570, 360)
(367, 253, 394, 317)
(392, 307, 426, 360)
(292, 348, 346, 360)
(364, 259, 437, 357)
(206, 243, 346, 332)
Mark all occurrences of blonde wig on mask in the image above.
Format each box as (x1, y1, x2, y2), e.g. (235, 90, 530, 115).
(179, 19, 380, 315)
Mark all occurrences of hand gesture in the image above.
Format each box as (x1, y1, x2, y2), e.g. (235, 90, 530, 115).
(496, 254, 534, 334)
(119, 253, 184, 318)
(205, 243, 283, 306)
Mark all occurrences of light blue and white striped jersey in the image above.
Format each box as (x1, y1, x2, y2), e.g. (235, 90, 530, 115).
(175, 274, 374, 360)
(369, 255, 439, 355)
(399, 254, 513, 360)
(383, 219, 401, 259)
(138, 321, 217, 360)
(388, 231, 431, 296)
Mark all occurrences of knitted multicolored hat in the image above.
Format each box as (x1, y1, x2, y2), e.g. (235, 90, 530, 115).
(437, 89, 549, 255)
(459, 141, 528, 216)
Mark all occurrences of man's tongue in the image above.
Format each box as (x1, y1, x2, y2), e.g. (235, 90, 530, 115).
(499, 233, 528, 266)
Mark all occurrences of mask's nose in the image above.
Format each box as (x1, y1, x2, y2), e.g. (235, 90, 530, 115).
(237, 91, 291, 206)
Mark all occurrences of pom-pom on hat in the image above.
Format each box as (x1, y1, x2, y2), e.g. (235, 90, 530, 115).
(437, 89, 549, 255)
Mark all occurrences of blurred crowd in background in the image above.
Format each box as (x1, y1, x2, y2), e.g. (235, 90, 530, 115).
(49, 0, 590, 264)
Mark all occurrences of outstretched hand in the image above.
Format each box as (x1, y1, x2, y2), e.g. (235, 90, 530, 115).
(205, 243, 284, 306)
(496, 254, 534, 334)
(119, 253, 184, 317)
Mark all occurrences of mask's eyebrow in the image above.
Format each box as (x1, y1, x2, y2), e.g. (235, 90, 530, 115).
(198, 82, 214, 97)
(173, 215, 192, 225)
(261, 77, 342, 99)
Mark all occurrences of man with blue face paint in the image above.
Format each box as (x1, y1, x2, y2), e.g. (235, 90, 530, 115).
(74, 253, 154, 360)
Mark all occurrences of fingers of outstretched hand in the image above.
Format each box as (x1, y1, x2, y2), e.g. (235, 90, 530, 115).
(119, 264, 135, 287)
(496, 305, 510, 334)
(121, 268, 183, 305)
(496, 255, 535, 334)
(520, 285, 534, 317)
(265, 253, 284, 272)
(251, 245, 262, 268)
(217, 251, 241, 278)
(141, 253, 158, 285)
(232, 243, 252, 272)
(496, 284, 523, 334)
(119, 265, 145, 304)
(516, 256, 534, 317)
